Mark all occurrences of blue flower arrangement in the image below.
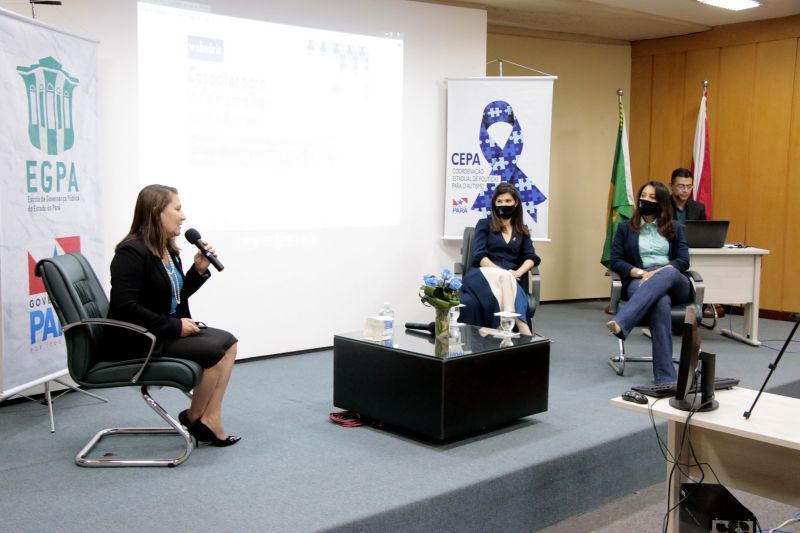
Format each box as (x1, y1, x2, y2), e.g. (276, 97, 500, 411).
(419, 268, 462, 309)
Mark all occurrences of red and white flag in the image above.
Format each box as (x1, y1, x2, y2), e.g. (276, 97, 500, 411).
(691, 89, 713, 218)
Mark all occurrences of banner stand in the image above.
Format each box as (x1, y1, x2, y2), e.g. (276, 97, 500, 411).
(0, 369, 107, 433)
(0, 8, 103, 433)
(444, 69, 556, 240)
(486, 58, 555, 78)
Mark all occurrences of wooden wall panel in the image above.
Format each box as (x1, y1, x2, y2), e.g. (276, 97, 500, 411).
(630, 55, 652, 189)
(632, 15, 800, 57)
(745, 39, 796, 310)
(682, 49, 719, 169)
(782, 44, 800, 313)
(715, 44, 756, 243)
(649, 54, 685, 182)
(632, 16, 800, 312)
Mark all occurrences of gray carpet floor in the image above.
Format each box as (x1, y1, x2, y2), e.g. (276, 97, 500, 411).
(1, 301, 798, 532)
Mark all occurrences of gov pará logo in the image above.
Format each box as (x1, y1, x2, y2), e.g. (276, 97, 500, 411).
(17, 56, 79, 155)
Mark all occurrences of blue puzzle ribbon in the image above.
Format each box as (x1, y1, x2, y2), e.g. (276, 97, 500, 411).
(473, 100, 546, 222)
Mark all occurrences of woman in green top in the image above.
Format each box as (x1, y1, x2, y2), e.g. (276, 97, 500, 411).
(607, 180, 691, 383)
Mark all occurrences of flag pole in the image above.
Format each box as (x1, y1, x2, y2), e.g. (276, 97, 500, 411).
(601, 88, 634, 269)
(692, 79, 713, 216)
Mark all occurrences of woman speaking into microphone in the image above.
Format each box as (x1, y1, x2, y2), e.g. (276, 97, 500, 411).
(106, 184, 240, 447)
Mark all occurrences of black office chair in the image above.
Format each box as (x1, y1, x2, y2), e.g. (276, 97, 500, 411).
(35, 253, 202, 467)
(454, 226, 541, 330)
(606, 269, 704, 376)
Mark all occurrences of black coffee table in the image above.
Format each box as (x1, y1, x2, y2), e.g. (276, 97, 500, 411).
(333, 325, 550, 440)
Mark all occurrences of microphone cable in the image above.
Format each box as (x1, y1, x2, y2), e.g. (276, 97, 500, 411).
(328, 410, 364, 428)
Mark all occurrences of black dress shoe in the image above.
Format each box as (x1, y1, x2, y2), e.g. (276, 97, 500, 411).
(194, 419, 241, 447)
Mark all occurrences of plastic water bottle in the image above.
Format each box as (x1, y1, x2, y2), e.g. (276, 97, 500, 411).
(378, 302, 394, 339)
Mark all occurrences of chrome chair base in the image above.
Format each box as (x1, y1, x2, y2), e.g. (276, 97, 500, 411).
(699, 304, 718, 330)
(607, 338, 678, 376)
(75, 386, 192, 468)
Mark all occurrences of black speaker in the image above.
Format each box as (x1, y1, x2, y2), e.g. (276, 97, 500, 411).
(679, 483, 757, 533)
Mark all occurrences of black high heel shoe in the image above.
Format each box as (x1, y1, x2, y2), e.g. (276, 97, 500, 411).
(178, 409, 196, 435)
(193, 419, 241, 447)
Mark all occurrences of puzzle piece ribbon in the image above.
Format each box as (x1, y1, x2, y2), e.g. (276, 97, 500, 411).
(472, 100, 546, 221)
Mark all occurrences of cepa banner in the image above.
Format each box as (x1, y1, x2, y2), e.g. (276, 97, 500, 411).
(444, 77, 555, 241)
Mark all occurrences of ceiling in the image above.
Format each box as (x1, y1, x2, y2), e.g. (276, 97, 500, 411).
(428, 0, 800, 42)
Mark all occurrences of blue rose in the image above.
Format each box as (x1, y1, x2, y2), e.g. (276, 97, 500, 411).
(446, 278, 462, 291)
(423, 274, 438, 287)
(441, 268, 452, 281)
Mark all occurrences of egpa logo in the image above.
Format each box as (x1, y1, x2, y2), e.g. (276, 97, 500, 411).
(17, 56, 79, 155)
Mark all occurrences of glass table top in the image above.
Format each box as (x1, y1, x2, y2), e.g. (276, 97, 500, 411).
(334, 324, 549, 361)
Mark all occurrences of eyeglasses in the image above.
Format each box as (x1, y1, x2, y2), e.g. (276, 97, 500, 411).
(674, 184, 693, 190)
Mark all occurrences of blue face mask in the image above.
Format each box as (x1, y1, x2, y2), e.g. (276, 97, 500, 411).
(494, 204, 516, 219)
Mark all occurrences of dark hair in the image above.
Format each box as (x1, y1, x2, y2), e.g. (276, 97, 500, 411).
(670, 167, 693, 184)
(118, 184, 180, 257)
(489, 182, 529, 236)
(629, 180, 675, 240)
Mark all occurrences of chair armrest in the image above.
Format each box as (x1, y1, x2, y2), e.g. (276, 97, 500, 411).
(686, 270, 704, 307)
(525, 266, 541, 311)
(63, 318, 157, 384)
(607, 270, 622, 314)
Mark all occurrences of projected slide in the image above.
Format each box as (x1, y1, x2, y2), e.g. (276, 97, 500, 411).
(138, 2, 404, 231)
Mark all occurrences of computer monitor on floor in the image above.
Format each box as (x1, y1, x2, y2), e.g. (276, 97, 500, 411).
(669, 306, 719, 412)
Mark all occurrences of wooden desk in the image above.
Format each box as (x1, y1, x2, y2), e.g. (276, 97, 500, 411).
(689, 247, 769, 346)
(611, 388, 800, 532)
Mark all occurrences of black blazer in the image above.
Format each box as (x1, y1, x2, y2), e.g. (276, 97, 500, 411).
(107, 237, 209, 339)
(610, 220, 689, 294)
(671, 197, 707, 221)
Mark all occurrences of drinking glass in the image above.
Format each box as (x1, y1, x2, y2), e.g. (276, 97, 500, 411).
(449, 304, 465, 326)
(493, 311, 520, 338)
(500, 315, 515, 335)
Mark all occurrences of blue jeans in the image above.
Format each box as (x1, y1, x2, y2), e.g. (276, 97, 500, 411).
(613, 267, 691, 383)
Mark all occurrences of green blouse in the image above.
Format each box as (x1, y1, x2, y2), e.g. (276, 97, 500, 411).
(638, 219, 669, 268)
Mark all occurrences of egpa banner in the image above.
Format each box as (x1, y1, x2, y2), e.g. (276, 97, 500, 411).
(0, 8, 101, 396)
(444, 77, 555, 240)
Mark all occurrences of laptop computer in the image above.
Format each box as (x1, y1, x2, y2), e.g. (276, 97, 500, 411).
(684, 220, 730, 248)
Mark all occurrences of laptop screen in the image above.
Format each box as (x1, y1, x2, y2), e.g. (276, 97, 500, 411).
(684, 220, 730, 248)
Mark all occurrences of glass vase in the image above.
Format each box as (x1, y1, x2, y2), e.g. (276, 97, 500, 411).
(434, 306, 449, 339)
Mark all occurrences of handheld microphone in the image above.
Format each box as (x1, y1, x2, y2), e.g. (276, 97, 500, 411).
(405, 322, 435, 334)
(184, 228, 224, 272)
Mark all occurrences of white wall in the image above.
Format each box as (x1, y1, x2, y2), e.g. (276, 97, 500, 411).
(3, 0, 487, 358)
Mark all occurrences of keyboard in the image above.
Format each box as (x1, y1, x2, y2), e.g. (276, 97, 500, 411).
(633, 377, 740, 398)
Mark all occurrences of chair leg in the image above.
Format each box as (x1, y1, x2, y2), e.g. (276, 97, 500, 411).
(608, 338, 627, 375)
(699, 303, 717, 330)
(75, 385, 193, 468)
(608, 338, 678, 376)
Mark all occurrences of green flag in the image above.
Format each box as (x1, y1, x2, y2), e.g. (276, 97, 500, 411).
(601, 100, 634, 268)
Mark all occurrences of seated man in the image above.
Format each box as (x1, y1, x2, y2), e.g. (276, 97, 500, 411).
(670, 168, 707, 223)
(670, 167, 720, 318)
